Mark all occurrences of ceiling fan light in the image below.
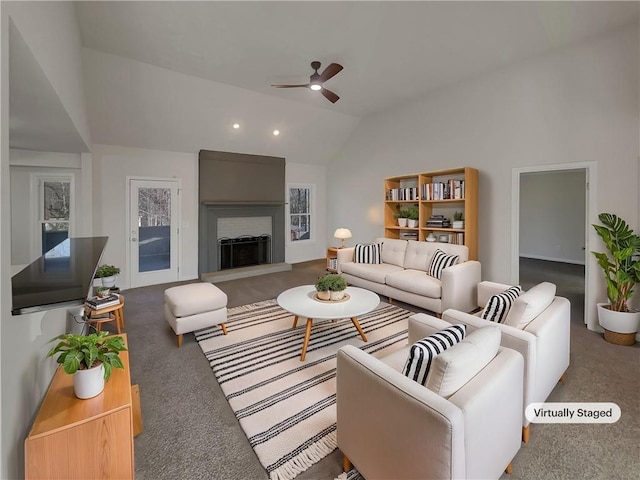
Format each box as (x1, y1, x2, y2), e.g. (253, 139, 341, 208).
(310, 83, 322, 91)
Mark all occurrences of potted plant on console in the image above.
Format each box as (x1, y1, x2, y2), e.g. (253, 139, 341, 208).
(47, 332, 127, 399)
(592, 212, 640, 345)
(315, 273, 348, 301)
(96, 264, 120, 288)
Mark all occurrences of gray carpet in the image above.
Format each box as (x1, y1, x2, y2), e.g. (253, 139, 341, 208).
(110, 259, 639, 480)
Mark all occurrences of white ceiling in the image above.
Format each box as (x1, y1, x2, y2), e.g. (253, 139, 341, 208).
(9, 1, 639, 153)
(75, 1, 639, 117)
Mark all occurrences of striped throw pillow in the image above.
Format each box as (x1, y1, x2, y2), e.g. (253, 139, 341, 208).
(427, 249, 459, 279)
(354, 243, 382, 264)
(481, 286, 522, 324)
(402, 324, 466, 386)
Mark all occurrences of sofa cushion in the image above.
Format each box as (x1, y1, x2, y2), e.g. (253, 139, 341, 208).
(380, 238, 408, 267)
(426, 326, 501, 398)
(354, 243, 382, 264)
(385, 269, 441, 298)
(480, 286, 522, 324)
(403, 240, 433, 271)
(504, 282, 556, 329)
(340, 261, 403, 284)
(427, 249, 459, 279)
(402, 324, 466, 385)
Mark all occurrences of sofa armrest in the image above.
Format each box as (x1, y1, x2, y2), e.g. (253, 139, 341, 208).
(336, 247, 355, 273)
(441, 260, 481, 313)
(337, 345, 465, 480)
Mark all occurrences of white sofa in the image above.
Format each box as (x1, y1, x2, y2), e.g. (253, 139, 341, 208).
(442, 280, 571, 443)
(337, 314, 524, 479)
(337, 238, 481, 314)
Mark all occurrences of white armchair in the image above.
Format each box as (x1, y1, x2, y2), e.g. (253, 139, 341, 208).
(442, 281, 571, 443)
(337, 314, 524, 480)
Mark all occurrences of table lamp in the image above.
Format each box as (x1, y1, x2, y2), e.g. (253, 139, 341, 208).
(334, 228, 352, 248)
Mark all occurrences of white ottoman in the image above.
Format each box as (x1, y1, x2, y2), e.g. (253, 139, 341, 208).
(164, 283, 228, 347)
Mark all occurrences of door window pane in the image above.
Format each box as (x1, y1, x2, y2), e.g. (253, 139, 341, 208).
(138, 188, 171, 272)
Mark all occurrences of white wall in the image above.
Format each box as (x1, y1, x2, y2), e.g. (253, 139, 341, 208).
(91, 144, 200, 288)
(327, 25, 639, 331)
(5, 1, 91, 150)
(285, 162, 327, 264)
(1, 3, 93, 478)
(520, 170, 586, 264)
(9, 149, 88, 265)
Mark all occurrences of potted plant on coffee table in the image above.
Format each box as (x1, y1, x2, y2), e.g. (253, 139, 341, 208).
(96, 264, 120, 288)
(592, 212, 640, 345)
(315, 273, 348, 301)
(47, 332, 127, 398)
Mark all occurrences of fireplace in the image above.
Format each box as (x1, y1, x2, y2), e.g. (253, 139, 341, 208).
(218, 235, 271, 269)
(199, 203, 286, 274)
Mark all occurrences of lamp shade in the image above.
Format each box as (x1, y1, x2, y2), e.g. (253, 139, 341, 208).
(334, 228, 352, 248)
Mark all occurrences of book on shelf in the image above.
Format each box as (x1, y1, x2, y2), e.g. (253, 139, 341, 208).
(421, 180, 465, 200)
(386, 187, 419, 201)
(85, 294, 120, 310)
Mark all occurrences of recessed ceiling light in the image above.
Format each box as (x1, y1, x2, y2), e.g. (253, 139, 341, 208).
(273, 130, 280, 136)
(232, 123, 240, 129)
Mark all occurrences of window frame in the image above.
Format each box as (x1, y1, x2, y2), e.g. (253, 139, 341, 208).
(287, 183, 315, 245)
(31, 173, 75, 257)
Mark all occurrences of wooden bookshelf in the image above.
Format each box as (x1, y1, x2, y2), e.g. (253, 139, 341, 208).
(384, 167, 478, 260)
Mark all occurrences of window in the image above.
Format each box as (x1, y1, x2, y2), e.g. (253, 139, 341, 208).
(288, 184, 314, 243)
(37, 175, 73, 256)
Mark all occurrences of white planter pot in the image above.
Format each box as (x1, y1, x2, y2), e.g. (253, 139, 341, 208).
(452, 221, 464, 229)
(74, 364, 105, 399)
(597, 303, 640, 334)
(397, 218, 408, 227)
(330, 290, 346, 301)
(407, 219, 418, 228)
(101, 276, 117, 288)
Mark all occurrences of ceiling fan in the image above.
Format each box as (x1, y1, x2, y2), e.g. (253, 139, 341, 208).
(271, 61, 343, 103)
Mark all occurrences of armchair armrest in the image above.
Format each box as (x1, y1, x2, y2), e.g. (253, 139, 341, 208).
(478, 281, 514, 307)
(441, 260, 481, 313)
(337, 345, 465, 480)
(336, 247, 355, 273)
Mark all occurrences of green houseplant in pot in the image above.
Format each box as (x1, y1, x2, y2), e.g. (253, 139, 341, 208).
(96, 264, 120, 288)
(406, 205, 419, 228)
(592, 213, 640, 345)
(315, 273, 347, 301)
(47, 332, 127, 399)
(394, 208, 410, 228)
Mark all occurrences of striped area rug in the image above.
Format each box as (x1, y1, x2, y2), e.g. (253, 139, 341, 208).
(195, 298, 411, 480)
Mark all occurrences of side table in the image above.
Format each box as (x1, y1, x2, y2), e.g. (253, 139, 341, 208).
(85, 295, 125, 334)
(326, 247, 339, 272)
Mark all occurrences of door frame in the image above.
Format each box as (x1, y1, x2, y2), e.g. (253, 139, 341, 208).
(125, 176, 181, 289)
(511, 161, 597, 330)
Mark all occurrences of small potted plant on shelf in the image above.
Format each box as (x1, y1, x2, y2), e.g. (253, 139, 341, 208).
(96, 264, 120, 288)
(47, 332, 127, 399)
(453, 211, 464, 229)
(315, 273, 348, 301)
(406, 205, 419, 228)
(592, 212, 640, 345)
(394, 208, 409, 227)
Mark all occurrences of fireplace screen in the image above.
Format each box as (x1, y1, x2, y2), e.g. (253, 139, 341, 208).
(218, 235, 271, 270)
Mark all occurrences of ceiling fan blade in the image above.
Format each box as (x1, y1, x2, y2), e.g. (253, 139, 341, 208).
(318, 63, 343, 82)
(320, 87, 339, 103)
(271, 84, 310, 88)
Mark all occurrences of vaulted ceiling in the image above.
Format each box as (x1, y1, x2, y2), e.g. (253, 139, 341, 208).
(9, 1, 639, 153)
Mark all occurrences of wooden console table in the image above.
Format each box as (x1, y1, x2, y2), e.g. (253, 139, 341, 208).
(25, 334, 141, 479)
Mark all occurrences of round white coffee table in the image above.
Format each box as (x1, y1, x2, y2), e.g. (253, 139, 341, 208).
(276, 285, 380, 361)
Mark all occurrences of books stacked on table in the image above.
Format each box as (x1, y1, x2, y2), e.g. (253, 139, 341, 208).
(85, 294, 120, 310)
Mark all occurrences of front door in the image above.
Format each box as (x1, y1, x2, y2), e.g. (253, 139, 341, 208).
(129, 179, 179, 288)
